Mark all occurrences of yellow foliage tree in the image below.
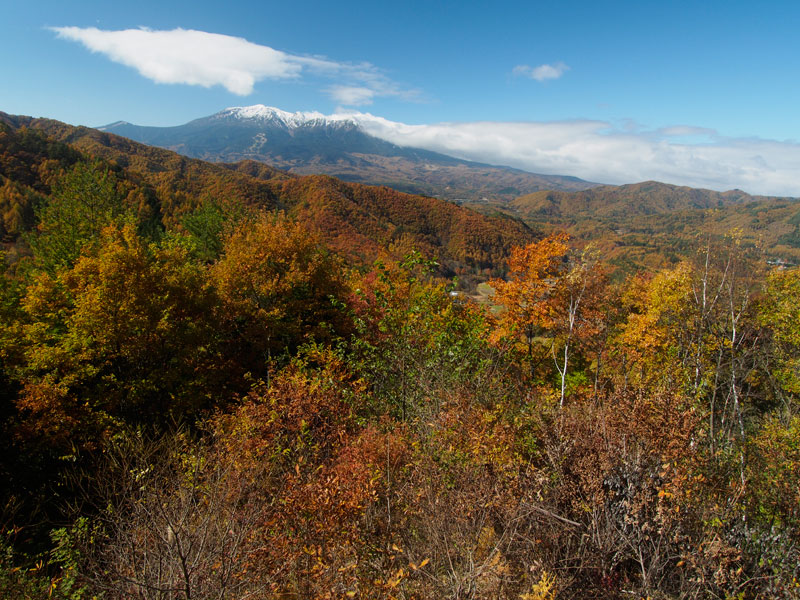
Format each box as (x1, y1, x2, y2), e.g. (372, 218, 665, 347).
(212, 213, 348, 374)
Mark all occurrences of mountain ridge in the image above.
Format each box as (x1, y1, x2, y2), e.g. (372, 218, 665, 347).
(98, 105, 599, 201)
(509, 180, 791, 220)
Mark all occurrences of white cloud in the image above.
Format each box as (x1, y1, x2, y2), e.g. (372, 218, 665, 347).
(51, 27, 297, 95)
(328, 86, 376, 106)
(338, 112, 800, 196)
(659, 125, 716, 137)
(513, 62, 569, 82)
(50, 26, 416, 104)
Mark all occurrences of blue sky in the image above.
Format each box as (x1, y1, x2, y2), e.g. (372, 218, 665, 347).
(2, 0, 799, 195)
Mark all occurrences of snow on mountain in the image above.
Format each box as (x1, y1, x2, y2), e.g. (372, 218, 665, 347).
(218, 104, 359, 129)
(97, 120, 132, 131)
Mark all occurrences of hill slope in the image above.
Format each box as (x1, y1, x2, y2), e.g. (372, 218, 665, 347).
(0, 111, 533, 281)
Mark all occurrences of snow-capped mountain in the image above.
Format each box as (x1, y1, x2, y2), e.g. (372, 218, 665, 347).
(215, 105, 358, 129)
(99, 105, 597, 201)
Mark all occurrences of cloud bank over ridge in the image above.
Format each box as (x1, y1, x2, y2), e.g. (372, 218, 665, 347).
(346, 113, 800, 197)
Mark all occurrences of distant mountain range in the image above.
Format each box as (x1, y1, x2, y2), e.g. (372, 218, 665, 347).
(509, 181, 783, 219)
(489, 180, 800, 271)
(99, 105, 598, 202)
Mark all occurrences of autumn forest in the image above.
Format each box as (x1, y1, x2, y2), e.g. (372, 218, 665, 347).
(1, 116, 799, 599)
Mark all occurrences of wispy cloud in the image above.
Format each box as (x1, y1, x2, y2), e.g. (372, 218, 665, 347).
(327, 86, 376, 106)
(513, 62, 570, 82)
(50, 26, 417, 105)
(340, 113, 800, 196)
(659, 125, 717, 137)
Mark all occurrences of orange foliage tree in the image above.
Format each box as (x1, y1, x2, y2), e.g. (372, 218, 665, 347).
(490, 233, 570, 378)
(491, 233, 606, 405)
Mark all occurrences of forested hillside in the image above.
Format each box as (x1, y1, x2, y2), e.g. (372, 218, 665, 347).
(0, 114, 534, 283)
(1, 117, 799, 599)
(470, 181, 800, 274)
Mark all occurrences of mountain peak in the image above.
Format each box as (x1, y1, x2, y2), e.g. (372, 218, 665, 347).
(216, 105, 359, 129)
(97, 120, 132, 131)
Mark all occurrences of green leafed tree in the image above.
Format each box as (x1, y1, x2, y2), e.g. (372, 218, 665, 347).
(27, 161, 130, 273)
(176, 197, 249, 264)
